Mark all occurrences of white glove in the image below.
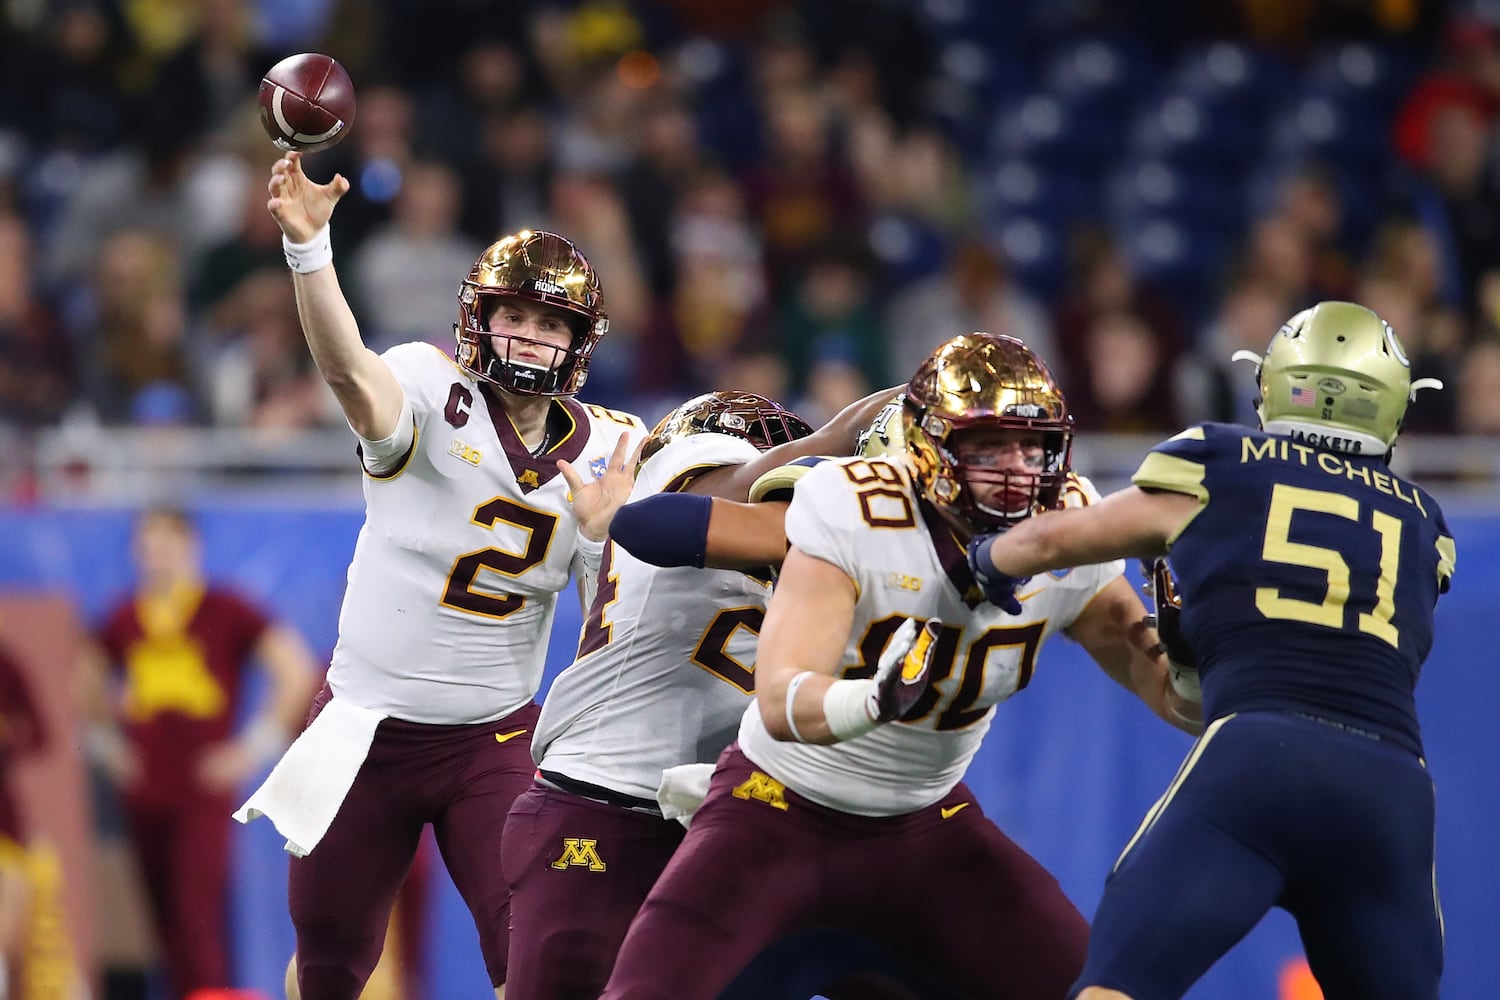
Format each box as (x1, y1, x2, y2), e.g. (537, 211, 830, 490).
(656, 762, 716, 829)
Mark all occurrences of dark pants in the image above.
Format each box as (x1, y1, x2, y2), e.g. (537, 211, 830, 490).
(1073, 711, 1441, 1000)
(601, 745, 1087, 1000)
(288, 694, 541, 999)
(122, 790, 234, 999)
(502, 782, 685, 1000)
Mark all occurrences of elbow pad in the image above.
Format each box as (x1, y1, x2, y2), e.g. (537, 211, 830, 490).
(611, 493, 713, 568)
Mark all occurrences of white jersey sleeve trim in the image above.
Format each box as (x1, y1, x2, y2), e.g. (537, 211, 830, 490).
(355, 392, 415, 475)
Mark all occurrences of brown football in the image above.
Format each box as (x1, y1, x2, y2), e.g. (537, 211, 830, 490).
(258, 53, 355, 153)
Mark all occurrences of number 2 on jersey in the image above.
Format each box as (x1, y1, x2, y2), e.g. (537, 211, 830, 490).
(442, 496, 559, 619)
(578, 544, 764, 691)
(1257, 483, 1401, 648)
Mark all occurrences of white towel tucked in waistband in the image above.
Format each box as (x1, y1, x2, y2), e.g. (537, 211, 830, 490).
(232, 698, 385, 857)
(656, 762, 717, 829)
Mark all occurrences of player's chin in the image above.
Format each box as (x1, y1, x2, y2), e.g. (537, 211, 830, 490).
(975, 490, 1031, 519)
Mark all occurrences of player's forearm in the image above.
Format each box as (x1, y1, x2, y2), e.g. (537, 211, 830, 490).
(989, 488, 1188, 577)
(686, 387, 904, 501)
(703, 500, 788, 569)
(754, 550, 860, 744)
(799, 385, 903, 456)
(985, 506, 1099, 577)
(757, 665, 842, 745)
(258, 626, 319, 736)
(291, 266, 403, 439)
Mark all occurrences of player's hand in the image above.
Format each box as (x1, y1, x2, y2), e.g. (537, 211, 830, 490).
(195, 738, 260, 794)
(267, 151, 350, 242)
(1142, 557, 1201, 704)
(871, 618, 942, 722)
(559, 433, 644, 542)
(90, 729, 142, 789)
(966, 533, 1028, 615)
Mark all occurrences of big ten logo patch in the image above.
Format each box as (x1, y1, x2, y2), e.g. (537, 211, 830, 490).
(731, 771, 788, 811)
(886, 572, 922, 592)
(448, 439, 483, 466)
(551, 838, 607, 872)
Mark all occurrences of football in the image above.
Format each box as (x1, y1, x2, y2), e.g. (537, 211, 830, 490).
(258, 53, 356, 153)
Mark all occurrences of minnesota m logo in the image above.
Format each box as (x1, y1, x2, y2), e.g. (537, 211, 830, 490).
(517, 469, 541, 488)
(551, 838, 607, 872)
(732, 771, 788, 811)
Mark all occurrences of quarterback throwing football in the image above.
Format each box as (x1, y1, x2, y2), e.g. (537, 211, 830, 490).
(238, 151, 647, 1000)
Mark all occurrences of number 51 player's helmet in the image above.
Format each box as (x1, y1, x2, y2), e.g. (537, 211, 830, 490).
(1232, 300, 1444, 456)
(455, 230, 607, 396)
(903, 333, 1073, 533)
(640, 390, 814, 465)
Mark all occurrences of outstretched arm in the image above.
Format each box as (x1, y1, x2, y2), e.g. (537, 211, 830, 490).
(981, 487, 1199, 577)
(268, 151, 404, 440)
(610, 494, 791, 571)
(680, 386, 901, 501)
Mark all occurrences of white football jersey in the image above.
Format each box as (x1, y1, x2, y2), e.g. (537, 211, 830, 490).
(327, 342, 647, 724)
(534, 433, 771, 801)
(739, 456, 1123, 816)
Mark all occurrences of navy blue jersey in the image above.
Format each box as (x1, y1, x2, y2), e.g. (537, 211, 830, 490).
(1133, 423, 1456, 756)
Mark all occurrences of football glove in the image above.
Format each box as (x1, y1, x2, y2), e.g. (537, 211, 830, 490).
(1142, 557, 1201, 704)
(966, 533, 1028, 615)
(871, 618, 942, 722)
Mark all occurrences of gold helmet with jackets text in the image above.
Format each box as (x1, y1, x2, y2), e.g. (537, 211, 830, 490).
(455, 230, 607, 395)
(1232, 300, 1444, 456)
(902, 332, 1073, 533)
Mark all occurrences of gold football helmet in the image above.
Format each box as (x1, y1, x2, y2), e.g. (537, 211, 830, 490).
(903, 333, 1073, 533)
(1232, 301, 1444, 455)
(640, 390, 813, 466)
(454, 230, 607, 396)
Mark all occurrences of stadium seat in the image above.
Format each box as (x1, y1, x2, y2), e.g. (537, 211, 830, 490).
(1127, 92, 1261, 167)
(939, 39, 1029, 101)
(1170, 41, 1294, 113)
(1106, 159, 1245, 235)
(1042, 36, 1158, 106)
(1302, 41, 1414, 111)
(984, 159, 1096, 227)
(867, 213, 949, 287)
(1265, 96, 1391, 167)
(991, 215, 1068, 297)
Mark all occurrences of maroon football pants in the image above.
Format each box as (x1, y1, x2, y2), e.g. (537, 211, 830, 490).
(601, 745, 1088, 1000)
(288, 697, 541, 1000)
(501, 782, 685, 1000)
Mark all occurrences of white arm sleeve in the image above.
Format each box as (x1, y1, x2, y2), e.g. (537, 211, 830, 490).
(354, 391, 415, 473)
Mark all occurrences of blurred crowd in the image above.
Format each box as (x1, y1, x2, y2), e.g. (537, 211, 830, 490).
(2, 0, 1500, 442)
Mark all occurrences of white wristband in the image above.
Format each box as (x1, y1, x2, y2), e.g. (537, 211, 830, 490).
(240, 716, 292, 765)
(84, 725, 128, 764)
(784, 671, 814, 743)
(283, 224, 333, 273)
(822, 678, 879, 743)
